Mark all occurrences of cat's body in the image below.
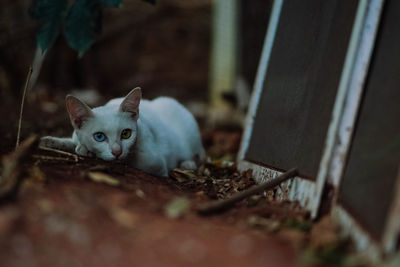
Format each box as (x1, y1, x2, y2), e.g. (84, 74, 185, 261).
(41, 88, 205, 176)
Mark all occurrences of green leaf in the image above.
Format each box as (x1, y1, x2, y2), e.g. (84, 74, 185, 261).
(65, 0, 102, 57)
(30, 0, 68, 53)
(101, 0, 123, 8)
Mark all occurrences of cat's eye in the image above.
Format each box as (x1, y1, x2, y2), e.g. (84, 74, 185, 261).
(121, 129, 132, 139)
(93, 132, 106, 142)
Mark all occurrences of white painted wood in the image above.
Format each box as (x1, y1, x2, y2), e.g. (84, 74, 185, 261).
(309, 0, 383, 218)
(382, 167, 400, 254)
(236, 0, 319, 210)
(238, 160, 316, 212)
(237, 0, 283, 161)
(237, 0, 333, 218)
(327, 0, 400, 258)
(237, 0, 396, 259)
(327, 0, 384, 188)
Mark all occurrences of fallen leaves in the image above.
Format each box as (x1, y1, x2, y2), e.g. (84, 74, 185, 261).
(169, 169, 197, 183)
(164, 197, 191, 219)
(170, 162, 255, 201)
(87, 172, 120, 186)
(110, 207, 138, 229)
(0, 138, 356, 267)
(247, 215, 281, 233)
(135, 189, 146, 199)
(196, 168, 298, 216)
(0, 139, 366, 267)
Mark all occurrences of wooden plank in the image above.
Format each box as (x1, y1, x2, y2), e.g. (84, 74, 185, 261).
(238, 0, 363, 217)
(327, 0, 384, 187)
(239, 0, 273, 88)
(337, 0, 400, 242)
(244, 0, 359, 179)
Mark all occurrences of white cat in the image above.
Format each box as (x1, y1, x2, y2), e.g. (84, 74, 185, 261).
(40, 87, 205, 177)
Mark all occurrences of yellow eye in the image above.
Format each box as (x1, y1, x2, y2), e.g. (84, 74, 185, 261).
(121, 129, 132, 139)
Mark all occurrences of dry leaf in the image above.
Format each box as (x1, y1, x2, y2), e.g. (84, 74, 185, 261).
(247, 215, 281, 233)
(135, 189, 146, 199)
(266, 190, 274, 201)
(164, 197, 191, 219)
(87, 172, 120, 186)
(110, 207, 138, 229)
(169, 168, 197, 183)
(196, 191, 205, 196)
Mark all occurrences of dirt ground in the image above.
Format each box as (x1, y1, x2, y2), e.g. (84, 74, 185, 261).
(0, 92, 358, 267)
(0, 153, 298, 267)
(0, 88, 301, 267)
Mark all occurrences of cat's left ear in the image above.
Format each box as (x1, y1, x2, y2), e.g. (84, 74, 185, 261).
(120, 87, 141, 120)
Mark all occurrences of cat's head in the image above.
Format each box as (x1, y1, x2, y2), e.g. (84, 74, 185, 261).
(66, 87, 142, 161)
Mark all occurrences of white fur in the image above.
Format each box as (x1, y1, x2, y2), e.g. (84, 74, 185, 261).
(41, 88, 205, 177)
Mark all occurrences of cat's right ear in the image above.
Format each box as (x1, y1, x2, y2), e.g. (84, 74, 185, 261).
(119, 87, 141, 120)
(65, 95, 93, 129)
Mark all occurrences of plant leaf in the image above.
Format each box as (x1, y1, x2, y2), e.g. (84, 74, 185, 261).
(30, 0, 68, 53)
(65, 0, 102, 57)
(101, 0, 123, 8)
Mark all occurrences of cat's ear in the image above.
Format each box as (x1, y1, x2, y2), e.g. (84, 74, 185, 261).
(66, 95, 93, 129)
(119, 87, 141, 120)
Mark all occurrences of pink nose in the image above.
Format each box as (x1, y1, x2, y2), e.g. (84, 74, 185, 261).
(112, 149, 122, 158)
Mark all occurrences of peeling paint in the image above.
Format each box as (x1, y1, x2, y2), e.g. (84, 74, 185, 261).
(238, 161, 317, 215)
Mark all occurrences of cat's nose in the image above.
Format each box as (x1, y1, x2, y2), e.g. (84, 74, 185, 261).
(112, 149, 122, 158)
(111, 143, 122, 158)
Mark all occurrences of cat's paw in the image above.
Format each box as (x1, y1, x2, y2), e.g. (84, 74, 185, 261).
(75, 144, 95, 157)
(39, 136, 77, 153)
(39, 136, 57, 148)
(179, 160, 197, 171)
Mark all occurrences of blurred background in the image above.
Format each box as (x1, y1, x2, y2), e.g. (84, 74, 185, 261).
(0, 0, 272, 158)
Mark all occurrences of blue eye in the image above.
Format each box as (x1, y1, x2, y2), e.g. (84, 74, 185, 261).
(93, 132, 106, 142)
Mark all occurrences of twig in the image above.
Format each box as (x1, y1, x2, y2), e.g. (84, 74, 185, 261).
(32, 155, 78, 163)
(1, 136, 38, 202)
(197, 168, 298, 216)
(16, 66, 33, 148)
(38, 146, 81, 162)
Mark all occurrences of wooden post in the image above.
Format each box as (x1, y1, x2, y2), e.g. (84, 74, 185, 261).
(209, 0, 239, 109)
